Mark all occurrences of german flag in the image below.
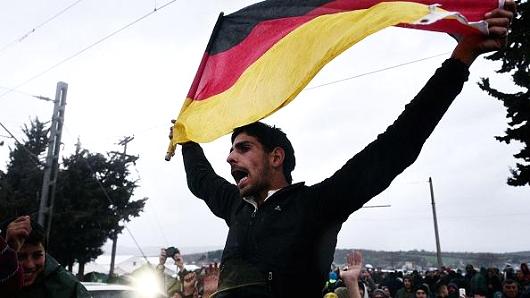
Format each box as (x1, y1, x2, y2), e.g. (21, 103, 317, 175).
(168, 0, 498, 154)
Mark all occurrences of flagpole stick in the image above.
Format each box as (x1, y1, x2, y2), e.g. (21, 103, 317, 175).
(165, 142, 176, 161)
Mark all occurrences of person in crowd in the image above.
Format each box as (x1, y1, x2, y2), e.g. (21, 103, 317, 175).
(516, 264, 530, 291)
(505, 266, 517, 281)
(412, 271, 425, 291)
(434, 282, 449, 298)
(337, 250, 363, 298)
(172, 2, 516, 296)
(427, 271, 442, 293)
(6, 217, 90, 298)
(172, 269, 199, 298)
(324, 271, 343, 295)
(201, 263, 221, 298)
(0, 216, 30, 295)
(382, 286, 393, 298)
(466, 265, 478, 295)
(396, 276, 417, 298)
(416, 284, 431, 298)
(361, 269, 377, 296)
(453, 270, 467, 290)
(447, 283, 459, 298)
(487, 268, 503, 298)
(375, 289, 389, 298)
(383, 271, 403, 298)
(470, 268, 489, 297)
(157, 246, 186, 297)
(495, 280, 520, 298)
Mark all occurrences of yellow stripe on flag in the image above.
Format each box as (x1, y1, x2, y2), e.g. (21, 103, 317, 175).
(172, 2, 445, 144)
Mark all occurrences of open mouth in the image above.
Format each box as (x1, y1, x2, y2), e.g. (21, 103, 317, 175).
(23, 271, 37, 283)
(231, 168, 249, 187)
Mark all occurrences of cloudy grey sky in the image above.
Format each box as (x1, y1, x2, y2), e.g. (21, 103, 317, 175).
(0, 0, 528, 256)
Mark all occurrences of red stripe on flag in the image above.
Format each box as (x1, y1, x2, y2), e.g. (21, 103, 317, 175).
(188, 0, 498, 101)
(190, 15, 317, 100)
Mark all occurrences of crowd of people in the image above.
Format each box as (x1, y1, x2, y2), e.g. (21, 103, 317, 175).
(156, 246, 220, 298)
(322, 254, 530, 298)
(1, 216, 529, 298)
(152, 247, 530, 298)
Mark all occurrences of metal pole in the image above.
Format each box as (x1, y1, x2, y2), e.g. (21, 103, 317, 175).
(108, 136, 134, 278)
(429, 177, 443, 269)
(38, 82, 68, 242)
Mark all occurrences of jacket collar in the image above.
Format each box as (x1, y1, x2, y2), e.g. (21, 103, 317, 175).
(242, 182, 305, 210)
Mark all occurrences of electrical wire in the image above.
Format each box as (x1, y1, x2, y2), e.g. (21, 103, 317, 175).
(0, 0, 86, 55)
(0, 0, 178, 101)
(305, 52, 451, 90)
(0, 85, 56, 102)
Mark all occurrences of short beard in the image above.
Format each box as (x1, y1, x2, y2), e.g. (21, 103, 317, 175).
(239, 158, 271, 198)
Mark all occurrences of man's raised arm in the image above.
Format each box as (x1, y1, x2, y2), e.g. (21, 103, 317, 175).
(310, 1, 516, 220)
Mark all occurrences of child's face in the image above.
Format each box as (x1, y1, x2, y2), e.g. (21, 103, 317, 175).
(18, 242, 45, 287)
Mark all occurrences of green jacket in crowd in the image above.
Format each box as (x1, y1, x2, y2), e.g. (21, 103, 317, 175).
(13, 254, 91, 298)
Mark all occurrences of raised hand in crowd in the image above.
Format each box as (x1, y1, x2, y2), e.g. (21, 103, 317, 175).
(5, 215, 31, 252)
(202, 263, 220, 298)
(182, 271, 199, 298)
(159, 248, 168, 266)
(341, 250, 363, 298)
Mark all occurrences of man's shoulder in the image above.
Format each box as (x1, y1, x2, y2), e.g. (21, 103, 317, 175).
(277, 182, 306, 194)
(43, 255, 89, 297)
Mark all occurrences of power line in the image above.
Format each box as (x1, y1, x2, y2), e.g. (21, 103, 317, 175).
(0, 0, 178, 101)
(0, 85, 35, 98)
(0, 85, 53, 102)
(0, 0, 86, 55)
(305, 52, 451, 90)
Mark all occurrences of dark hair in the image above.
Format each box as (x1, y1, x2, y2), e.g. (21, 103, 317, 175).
(166, 246, 180, 258)
(25, 221, 47, 250)
(434, 282, 447, 295)
(416, 284, 430, 295)
(231, 122, 295, 184)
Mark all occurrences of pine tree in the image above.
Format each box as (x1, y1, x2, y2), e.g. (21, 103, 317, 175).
(0, 119, 47, 221)
(49, 139, 146, 278)
(49, 141, 115, 272)
(1, 122, 147, 280)
(479, 0, 530, 187)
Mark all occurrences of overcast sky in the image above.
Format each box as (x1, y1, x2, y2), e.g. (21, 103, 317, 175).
(0, 0, 528, 256)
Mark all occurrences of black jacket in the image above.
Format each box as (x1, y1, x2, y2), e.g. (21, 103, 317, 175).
(181, 58, 469, 297)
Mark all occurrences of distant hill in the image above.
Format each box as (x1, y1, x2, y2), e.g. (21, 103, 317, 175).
(332, 249, 530, 270)
(182, 249, 530, 270)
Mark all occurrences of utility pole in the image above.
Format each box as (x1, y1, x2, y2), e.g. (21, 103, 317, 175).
(38, 82, 68, 242)
(429, 177, 443, 269)
(108, 136, 134, 278)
